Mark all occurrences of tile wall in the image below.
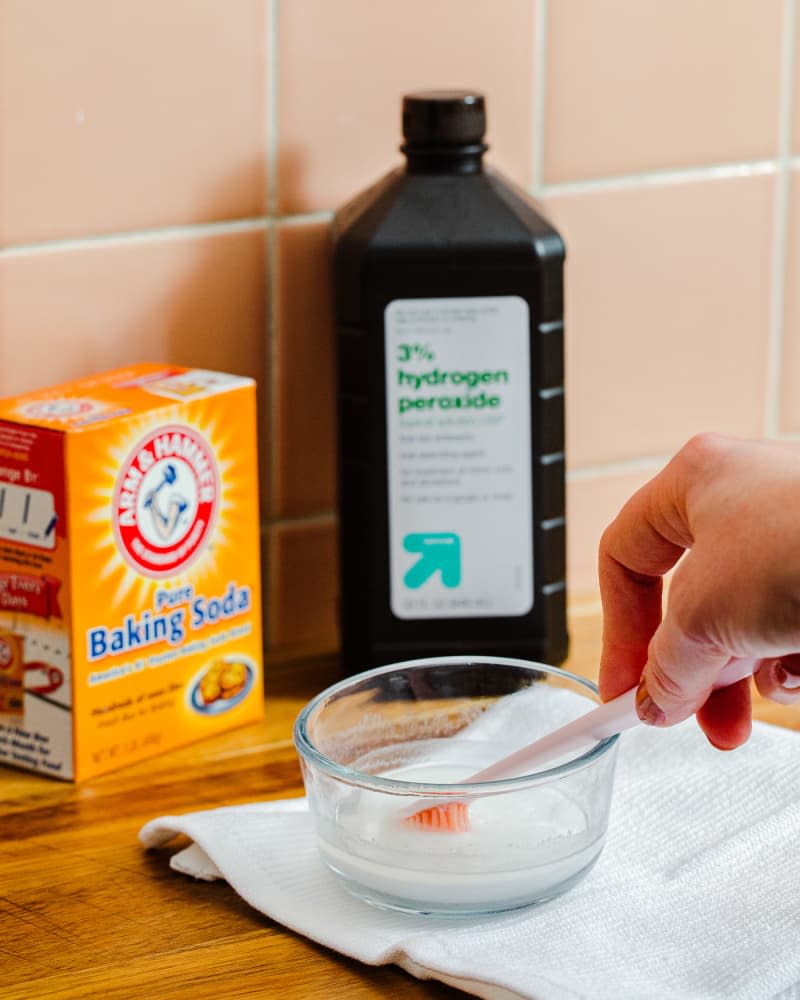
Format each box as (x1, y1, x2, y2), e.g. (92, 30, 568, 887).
(1, 0, 798, 662)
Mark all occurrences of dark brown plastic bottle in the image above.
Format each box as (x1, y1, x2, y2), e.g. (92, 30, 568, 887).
(332, 91, 567, 674)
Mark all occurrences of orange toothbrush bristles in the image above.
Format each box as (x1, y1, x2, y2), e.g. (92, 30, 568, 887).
(403, 801, 470, 833)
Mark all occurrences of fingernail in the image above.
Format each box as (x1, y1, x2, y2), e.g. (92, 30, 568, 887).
(636, 680, 666, 726)
(775, 660, 800, 690)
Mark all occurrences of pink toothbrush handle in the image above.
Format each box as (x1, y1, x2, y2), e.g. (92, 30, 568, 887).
(468, 657, 758, 783)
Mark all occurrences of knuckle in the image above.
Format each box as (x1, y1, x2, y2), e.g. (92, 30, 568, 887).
(678, 432, 731, 474)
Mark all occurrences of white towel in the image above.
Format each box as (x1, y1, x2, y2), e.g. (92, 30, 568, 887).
(140, 691, 800, 1000)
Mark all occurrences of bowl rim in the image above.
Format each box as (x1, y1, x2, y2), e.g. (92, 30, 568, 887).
(293, 655, 619, 795)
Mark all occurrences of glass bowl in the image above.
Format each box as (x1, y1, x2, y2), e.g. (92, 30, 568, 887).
(293, 656, 619, 917)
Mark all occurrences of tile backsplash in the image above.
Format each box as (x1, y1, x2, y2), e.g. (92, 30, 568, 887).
(1, 0, 267, 244)
(1, 0, 798, 662)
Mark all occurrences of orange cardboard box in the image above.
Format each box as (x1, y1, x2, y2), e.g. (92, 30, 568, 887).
(0, 364, 263, 779)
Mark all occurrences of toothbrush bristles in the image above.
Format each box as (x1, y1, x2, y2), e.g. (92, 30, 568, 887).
(404, 801, 470, 833)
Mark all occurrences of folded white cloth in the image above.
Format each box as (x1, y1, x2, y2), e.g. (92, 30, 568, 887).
(141, 695, 800, 1000)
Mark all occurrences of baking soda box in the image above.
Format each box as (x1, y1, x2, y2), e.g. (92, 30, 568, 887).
(0, 364, 263, 780)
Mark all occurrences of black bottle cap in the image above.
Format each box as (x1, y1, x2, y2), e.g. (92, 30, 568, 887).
(402, 91, 486, 148)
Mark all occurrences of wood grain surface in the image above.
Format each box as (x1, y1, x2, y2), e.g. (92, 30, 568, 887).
(2, 611, 798, 1000)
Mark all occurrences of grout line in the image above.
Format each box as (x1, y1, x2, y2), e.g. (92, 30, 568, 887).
(0, 212, 336, 260)
(0, 212, 334, 260)
(266, 222, 281, 527)
(764, 0, 797, 437)
(275, 210, 334, 228)
(2, 160, 789, 260)
(261, 223, 280, 649)
(531, 0, 548, 194)
(538, 159, 778, 198)
(0, 217, 268, 258)
(567, 455, 670, 482)
(263, 0, 280, 646)
(266, 0, 280, 216)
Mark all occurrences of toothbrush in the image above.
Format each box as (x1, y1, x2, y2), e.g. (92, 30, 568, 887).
(403, 657, 758, 832)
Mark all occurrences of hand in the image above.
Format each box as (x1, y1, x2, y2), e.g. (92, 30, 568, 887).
(598, 433, 800, 750)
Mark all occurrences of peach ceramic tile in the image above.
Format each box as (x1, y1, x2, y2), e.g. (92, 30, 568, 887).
(544, 174, 774, 467)
(795, 19, 800, 156)
(0, 228, 267, 396)
(267, 518, 338, 650)
(779, 170, 800, 433)
(277, 0, 537, 214)
(272, 221, 336, 519)
(0, 0, 267, 245)
(545, 0, 783, 183)
(567, 466, 664, 596)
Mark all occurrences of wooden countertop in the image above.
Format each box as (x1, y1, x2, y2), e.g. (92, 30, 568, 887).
(3, 609, 799, 1000)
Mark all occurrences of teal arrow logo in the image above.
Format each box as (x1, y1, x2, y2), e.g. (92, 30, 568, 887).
(403, 532, 461, 589)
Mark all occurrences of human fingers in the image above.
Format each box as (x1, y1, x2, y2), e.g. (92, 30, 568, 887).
(598, 440, 716, 702)
(754, 654, 800, 705)
(598, 548, 665, 702)
(635, 559, 737, 726)
(695, 677, 752, 750)
(598, 477, 689, 701)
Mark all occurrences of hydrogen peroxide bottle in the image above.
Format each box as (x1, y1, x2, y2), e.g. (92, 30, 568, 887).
(333, 90, 567, 674)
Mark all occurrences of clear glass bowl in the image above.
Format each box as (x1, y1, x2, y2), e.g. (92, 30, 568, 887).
(293, 656, 619, 917)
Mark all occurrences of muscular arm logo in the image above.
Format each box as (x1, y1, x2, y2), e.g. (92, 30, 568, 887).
(114, 425, 218, 577)
(141, 463, 189, 541)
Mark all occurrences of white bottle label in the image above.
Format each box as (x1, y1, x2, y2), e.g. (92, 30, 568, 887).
(385, 296, 533, 620)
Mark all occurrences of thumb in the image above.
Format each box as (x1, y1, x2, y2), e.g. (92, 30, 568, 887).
(636, 614, 730, 726)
